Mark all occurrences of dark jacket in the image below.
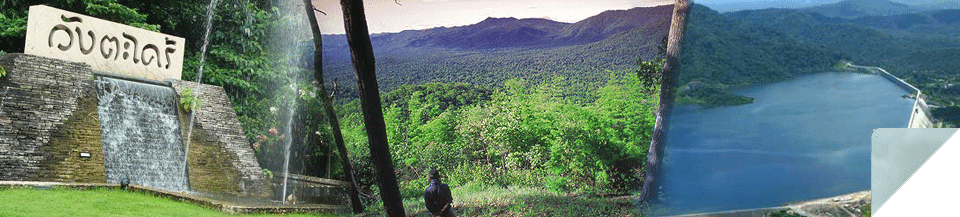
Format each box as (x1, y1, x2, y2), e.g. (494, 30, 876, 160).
(424, 178, 453, 216)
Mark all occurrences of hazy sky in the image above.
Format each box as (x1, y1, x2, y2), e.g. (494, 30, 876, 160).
(694, 0, 958, 12)
(311, 0, 673, 34)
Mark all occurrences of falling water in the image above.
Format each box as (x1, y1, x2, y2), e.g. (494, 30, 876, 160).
(270, 0, 311, 204)
(96, 76, 188, 192)
(281, 80, 297, 203)
(184, 0, 219, 176)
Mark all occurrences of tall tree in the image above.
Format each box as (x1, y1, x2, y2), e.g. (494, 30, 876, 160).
(640, 0, 690, 203)
(339, 0, 405, 216)
(302, 0, 365, 213)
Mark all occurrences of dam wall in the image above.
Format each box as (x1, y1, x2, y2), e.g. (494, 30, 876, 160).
(871, 68, 938, 128)
(908, 97, 937, 128)
(847, 64, 936, 128)
(874, 67, 920, 94)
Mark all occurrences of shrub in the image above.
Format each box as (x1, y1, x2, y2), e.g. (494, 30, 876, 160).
(179, 87, 202, 113)
(261, 168, 273, 180)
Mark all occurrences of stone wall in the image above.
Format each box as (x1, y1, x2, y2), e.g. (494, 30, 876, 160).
(170, 80, 270, 196)
(0, 53, 103, 182)
(0, 53, 268, 196)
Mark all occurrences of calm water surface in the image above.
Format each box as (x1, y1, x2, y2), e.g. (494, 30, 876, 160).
(656, 72, 914, 215)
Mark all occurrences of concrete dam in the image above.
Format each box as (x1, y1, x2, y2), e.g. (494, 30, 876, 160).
(846, 63, 937, 128)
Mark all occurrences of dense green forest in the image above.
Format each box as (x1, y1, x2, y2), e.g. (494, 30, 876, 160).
(675, 4, 843, 107)
(319, 9, 672, 100)
(335, 72, 658, 197)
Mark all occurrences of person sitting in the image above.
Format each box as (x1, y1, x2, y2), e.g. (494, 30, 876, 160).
(424, 168, 455, 217)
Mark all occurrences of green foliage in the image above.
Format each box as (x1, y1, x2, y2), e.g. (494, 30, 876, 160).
(0, 0, 160, 52)
(82, 0, 159, 32)
(931, 106, 960, 128)
(366, 185, 637, 216)
(340, 72, 658, 195)
(861, 203, 871, 217)
(179, 87, 202, 113)
(261, 168, 273, 180)
(677, 84, 754, 108)
(767, 209, 803, 217)
(321, 16, 671, 103)
(0, 65, 5, 78)
(679, 5, 843, 90)
(637, 36, 667, 89)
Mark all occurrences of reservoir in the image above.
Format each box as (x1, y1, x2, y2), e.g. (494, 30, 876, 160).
(656, 72, 914, 215)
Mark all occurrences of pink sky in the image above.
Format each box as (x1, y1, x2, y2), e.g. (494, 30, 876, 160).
(311, 0, 673, 34)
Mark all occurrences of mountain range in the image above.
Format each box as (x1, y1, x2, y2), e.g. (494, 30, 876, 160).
(799, 0, 919, 18)
(318, 4, 673, 98)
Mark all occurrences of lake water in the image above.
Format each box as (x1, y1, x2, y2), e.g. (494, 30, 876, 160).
(655, 72, 914, 215)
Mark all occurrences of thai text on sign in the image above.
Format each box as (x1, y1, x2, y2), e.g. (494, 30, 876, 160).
(24, 5, 185, 80)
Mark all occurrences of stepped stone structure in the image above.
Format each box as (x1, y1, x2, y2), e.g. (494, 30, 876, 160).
(0, 53, 269, 196)
(0, 54, 101, 182)
(170, 80, 270, 195)
(0, 5, 273, 196)
(1, 5, 349, 209)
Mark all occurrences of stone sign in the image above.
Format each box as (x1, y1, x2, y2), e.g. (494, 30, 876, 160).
(24, 5, 185, 80)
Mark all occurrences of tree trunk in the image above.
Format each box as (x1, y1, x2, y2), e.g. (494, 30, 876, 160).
(302, 0, 365, 213)
(640, 0, 690, 204)
(338, 0, 406, 216)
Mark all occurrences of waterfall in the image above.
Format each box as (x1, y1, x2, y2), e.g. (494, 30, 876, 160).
(96, 76, 188, 192)
(270, 0, 310, 204)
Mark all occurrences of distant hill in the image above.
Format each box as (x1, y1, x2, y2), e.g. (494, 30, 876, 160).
(555, 6, 675, 44)
(323, 4, 673, 51)
(846, 9, 960, 37)
(800, 0, 918, 18)
(318, 5, 673, 99)
(678, 4, 843, 88)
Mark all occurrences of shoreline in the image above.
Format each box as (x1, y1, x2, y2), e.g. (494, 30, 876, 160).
(666, 190, 870, 217)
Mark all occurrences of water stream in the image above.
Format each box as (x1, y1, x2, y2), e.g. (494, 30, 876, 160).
(281, 80, 298, 203)
(270, 0, 311, 203)
(184, 0, 219, 177)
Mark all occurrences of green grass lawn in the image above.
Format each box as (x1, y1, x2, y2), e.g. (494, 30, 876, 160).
(0, 187, 341, 217)
(0, 185, 639, 216)
(361, 184, 641, 216)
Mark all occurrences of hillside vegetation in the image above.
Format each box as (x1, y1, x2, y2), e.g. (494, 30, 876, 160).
(336, 72, 659, 198)
(319, 5, 673, 100)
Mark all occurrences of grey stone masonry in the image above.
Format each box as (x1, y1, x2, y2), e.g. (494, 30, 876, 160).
(169, 80, 268, 195)
(0, 54, 92, 180)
